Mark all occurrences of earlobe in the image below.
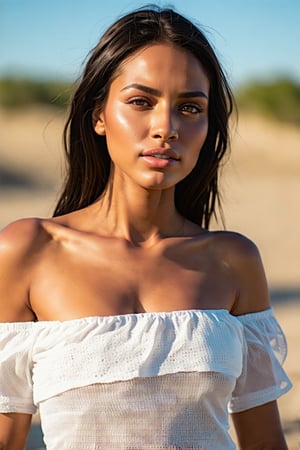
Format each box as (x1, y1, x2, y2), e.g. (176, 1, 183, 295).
(93, 109, 106, 136)
(94, 118, 106, 136)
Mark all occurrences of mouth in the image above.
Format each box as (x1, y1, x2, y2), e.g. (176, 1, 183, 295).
(139, 148, 180, 169)
(150, 154, 173, 160)
(140, 148, 180, 161)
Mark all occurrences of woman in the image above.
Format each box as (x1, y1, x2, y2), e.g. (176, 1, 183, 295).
(0, 6, 291, 450)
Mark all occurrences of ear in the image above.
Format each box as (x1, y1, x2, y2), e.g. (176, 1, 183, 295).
(92, 108, 106, 136)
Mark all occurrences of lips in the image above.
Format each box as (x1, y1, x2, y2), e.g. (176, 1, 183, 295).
(140, 148, 180, 160)
(140, 148, 180, 169)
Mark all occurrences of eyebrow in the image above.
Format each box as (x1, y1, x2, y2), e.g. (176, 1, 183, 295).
(121, 83, 208, 100)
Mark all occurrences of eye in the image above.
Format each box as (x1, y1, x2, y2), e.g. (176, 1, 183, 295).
(179, 103, 203, 115)
(127, 97, 152, 108)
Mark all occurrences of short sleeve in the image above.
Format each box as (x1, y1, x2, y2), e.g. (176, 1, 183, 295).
(228, 308, 292, 413)
(0, 322, 36, 414)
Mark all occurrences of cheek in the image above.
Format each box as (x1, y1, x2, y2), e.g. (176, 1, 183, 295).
(112, 108, 132, 131)
(109, 98, 139, 126)
(185, 119, 209, 154)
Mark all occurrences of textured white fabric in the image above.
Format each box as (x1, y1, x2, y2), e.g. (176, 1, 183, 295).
(0, 322, 35, 414)
(40, 372, 236, 449)
(228, 309, 291, 412)
(0, 308, 292, 449)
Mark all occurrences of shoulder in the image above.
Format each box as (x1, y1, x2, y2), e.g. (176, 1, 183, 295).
(194, 229, 262, 267)
(0, 217, 48, 255)
(0, 218, 51, 321)
(210, 230, 261, 262)
(190, 228, 262, 266)
(209, 230, 270, 315)
(0, 217, 59, 273)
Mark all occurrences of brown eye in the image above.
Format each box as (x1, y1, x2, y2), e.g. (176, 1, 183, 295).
(180, 103, 202, 114)
(128, 97, 151, 107)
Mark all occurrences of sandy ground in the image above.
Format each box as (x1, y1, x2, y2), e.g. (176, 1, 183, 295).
(0, 108, 299, 449)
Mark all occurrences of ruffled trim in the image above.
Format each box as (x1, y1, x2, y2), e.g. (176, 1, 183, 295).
(0, 395, 36, 414)
(228, 308, 292, 412)
(31, 310, 244, 404)
(0, 324, 37, 413)
(234, 308, 288, 364)
(0, 308, 292, 411)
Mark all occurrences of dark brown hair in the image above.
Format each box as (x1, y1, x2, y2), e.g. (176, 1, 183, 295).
(53, 6, 234, 228)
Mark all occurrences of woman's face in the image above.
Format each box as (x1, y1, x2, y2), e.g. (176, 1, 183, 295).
(94, 43, 210, 191)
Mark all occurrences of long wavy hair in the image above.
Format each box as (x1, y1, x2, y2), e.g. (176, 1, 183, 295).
(53, 6, 234, 228)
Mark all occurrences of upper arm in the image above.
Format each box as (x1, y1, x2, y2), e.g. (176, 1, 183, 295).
(0, 413, 32, 450)
(231, 400, 288, 449)
(0, 219, 41, 322)
(0, 219, 41, 447)
(223, 232, 271, 315)
(223, 234, 288, 448)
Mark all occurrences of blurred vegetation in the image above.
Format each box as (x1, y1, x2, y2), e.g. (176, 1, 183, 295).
(0, 77, 73, 109)
(235, 77, 300, 126)
(0, 76, 300, 126)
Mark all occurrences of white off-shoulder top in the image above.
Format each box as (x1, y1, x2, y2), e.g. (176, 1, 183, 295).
(0, 308, 291, 450)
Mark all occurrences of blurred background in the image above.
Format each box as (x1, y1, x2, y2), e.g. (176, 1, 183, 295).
(0, 0, 299, 449)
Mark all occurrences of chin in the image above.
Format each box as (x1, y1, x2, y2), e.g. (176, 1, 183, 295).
(138, 177, 178, 191)
(138, 170, 188, 190)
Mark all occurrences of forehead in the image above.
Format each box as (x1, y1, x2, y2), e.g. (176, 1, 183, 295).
(114, 43, 209, 91)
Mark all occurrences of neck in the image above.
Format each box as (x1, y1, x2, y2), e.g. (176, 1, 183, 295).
(91, 177, 185, 246)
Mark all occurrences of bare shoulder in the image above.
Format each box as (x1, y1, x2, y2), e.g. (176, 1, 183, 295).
(210, 230, 261, 261)
(0, 217, 48, 255)
(209, 230, 270, 315)
(0, 218, 51, 321)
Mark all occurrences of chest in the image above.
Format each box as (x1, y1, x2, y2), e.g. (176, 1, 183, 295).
(30, 236, 236, 319)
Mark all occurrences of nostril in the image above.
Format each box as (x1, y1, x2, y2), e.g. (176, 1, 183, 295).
(168, 130, 179, 141)
(151, 128, 179, 141)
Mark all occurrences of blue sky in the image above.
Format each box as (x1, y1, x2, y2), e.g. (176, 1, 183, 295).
(1, 0, 299, 87)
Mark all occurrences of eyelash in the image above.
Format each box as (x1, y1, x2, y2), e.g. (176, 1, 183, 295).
(128, 97, 151, 107)
(180, 104, 203, 114)
(127, 97, 203, 115)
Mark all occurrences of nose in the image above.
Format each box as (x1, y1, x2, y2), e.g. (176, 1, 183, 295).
(150, 105, 179, 142)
